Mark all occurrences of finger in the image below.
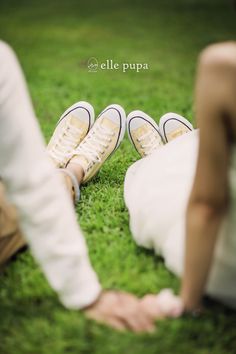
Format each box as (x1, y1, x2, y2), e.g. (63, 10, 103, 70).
(115, 294, 156, 332)
(116, 305, 156, 333)
(105, 317, 127, 331)
(140, 295, 164, 319)
(110, 292, 156, 332)
(127, 304, 157, 332)
(135, 312, 156, 332)
(130, 312, 155, 333)
(85, 309, 128, 331)
(120, 314, 155, 333)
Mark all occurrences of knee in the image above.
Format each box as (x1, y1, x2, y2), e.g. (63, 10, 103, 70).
(0, 41, 15, 63)
(199, 42, 236, 71)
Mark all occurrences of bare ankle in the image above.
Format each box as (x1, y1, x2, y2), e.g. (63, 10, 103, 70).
(66, 162, 85, 185)
(62, 173, 75, 201)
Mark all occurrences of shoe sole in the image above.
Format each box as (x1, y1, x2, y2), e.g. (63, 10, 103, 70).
(159, 112, 193, 143)
(126, 110, 163, 154)
(57, 101, 95, 134)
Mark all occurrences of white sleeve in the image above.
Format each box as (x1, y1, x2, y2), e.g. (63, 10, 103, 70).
(0, 41, 101, 309)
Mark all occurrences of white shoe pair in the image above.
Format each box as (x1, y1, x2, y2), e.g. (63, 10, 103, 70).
(127, 110, 193, 157)
(47, 101, 193, 184)
(47, 102, 126, 183)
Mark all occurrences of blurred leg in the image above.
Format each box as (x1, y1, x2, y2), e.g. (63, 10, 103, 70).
(58, 166, 84, 203)
(0, 182, 26, 267)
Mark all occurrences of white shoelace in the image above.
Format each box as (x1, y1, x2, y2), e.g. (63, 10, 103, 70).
(138, 130, 163, 155)
(73, 124, 115, 168)
(49, 123, 82, 164)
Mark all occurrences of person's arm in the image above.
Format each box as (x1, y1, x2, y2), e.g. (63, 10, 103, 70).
(0, 40, 101, 309)
(135, 43, 236, 318)
(180, 131, 229, 311)
(180, 43, 235, 311)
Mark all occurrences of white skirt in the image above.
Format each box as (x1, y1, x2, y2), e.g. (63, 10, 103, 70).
(124, 130, 236, 309)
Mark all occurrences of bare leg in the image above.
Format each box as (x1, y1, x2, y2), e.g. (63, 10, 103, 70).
(59, 163, 85, 203)
(0, 182, 26, 267)
(66, 163, 84, 185)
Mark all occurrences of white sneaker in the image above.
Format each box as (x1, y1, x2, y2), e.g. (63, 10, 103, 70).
(159, 112, 193, 143)
(47, 101, 94, 168)
(68, 104, 126, 183)
(127, 110, 164, 157)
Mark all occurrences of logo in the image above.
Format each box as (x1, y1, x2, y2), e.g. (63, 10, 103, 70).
(87, 57, 98, 73)
(87, 58, 150, 73)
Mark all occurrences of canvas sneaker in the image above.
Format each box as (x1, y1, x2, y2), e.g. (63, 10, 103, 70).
(159, 112, 193, 143)
(127, 110, 164, 157)
(47, 101, 94, 168)
(68, 104, 126, 183)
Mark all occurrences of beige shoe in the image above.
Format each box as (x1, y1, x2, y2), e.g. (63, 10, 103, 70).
(47, 101, 94, 168)
(159, 112, 193, 143)
(68, 104, 126, 183)
(127, 110, 164, 157)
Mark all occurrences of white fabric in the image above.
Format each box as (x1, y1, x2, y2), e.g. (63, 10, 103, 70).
(125, 129, 236, 309)
(0, 41, 101, 309)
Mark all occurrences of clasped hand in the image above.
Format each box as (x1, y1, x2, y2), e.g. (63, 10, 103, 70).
(84, 289, 184, 333)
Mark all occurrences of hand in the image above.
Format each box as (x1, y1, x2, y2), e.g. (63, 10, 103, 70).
(83, 290, 156, 333)
(139, 294, 165, 319)
(140, 289, 184, 319)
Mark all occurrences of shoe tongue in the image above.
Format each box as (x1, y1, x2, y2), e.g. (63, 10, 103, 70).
(168, 127, 188, 140)
(69, 114, 85, 130)
(70, 154, 89, 171)
(101, 116, 116, 130)
(135, 124, 149, 137)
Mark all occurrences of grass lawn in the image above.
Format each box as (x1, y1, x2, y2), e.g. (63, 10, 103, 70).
(0, 0, 236, 353)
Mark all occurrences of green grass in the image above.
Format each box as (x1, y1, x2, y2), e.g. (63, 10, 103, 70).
(0, 0, 236, 353)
